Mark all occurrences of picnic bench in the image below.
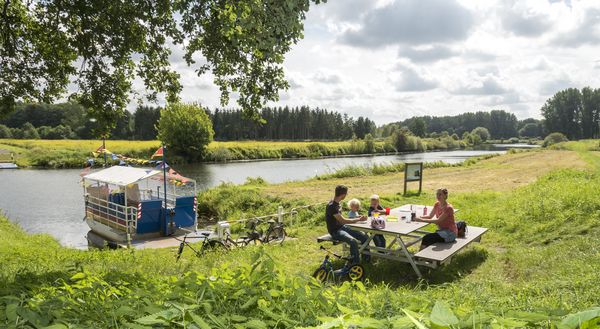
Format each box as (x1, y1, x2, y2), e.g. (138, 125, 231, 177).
(316, 204, 487, 278)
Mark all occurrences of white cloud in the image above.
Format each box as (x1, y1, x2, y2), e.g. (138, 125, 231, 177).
(163, 0, 600, 123)
(391, 62, 439, 92)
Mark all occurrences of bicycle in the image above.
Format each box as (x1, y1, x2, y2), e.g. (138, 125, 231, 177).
(262, 219, 286, 244)
(241, 219, 286, 245)
(312, 246, 365, 282)
(175, 230, 226, 261)
(240, 219, 264, 246)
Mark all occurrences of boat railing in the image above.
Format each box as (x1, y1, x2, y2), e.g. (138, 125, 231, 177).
(85, 194, 138, 233)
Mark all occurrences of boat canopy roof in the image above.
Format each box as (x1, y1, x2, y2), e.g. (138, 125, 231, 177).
(84, 166, 162, 186)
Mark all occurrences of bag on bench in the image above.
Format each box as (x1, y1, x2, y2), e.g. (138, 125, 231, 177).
(456, 221, 467, 238)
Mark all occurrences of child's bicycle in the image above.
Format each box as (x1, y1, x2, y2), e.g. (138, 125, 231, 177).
(312, 246, 365, 282)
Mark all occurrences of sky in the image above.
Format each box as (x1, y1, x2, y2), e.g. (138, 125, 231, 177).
(158, 0, 600, 125)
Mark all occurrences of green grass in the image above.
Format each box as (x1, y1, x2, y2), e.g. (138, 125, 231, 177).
(1, 142, 600, 328)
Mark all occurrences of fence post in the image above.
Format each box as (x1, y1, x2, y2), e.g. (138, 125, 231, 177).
(277, 206, 284, 224)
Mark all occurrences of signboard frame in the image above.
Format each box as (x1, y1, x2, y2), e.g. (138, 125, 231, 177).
(404, 162, 423, 195)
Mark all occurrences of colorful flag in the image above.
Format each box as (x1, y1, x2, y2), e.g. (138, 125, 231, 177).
(151, 146, 164, 159)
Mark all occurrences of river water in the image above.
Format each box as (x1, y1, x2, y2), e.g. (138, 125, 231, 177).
(0, 145, 532, 248)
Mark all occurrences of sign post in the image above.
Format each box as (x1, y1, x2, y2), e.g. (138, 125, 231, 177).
(404, 162, 423, 195)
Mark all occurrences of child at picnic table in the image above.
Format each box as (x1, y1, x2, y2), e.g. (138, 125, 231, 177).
(325, 185, 369, 265)
(414, 187, 458, 250)
(367, 194, 386, 249)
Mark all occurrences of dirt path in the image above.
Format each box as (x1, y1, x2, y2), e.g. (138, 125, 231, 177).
(263, 150, 587, 202)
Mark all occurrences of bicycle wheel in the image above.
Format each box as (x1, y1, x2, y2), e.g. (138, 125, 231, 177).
(347, 264, 365, 281)
(312, 268, 328, 282)
(266, 226, 286, 243)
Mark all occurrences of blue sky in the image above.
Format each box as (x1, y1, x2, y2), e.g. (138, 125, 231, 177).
(157, 0, 600, 124)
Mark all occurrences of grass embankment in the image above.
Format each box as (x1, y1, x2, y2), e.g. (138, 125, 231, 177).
(0, 137, 463, 168)
(1, 144, 599, 327)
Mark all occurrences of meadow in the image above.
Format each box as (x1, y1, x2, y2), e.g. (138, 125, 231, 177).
(0, 141, 599, 328)
(0, 137, 464, 168)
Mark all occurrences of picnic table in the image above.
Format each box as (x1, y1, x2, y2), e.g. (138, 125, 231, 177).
(338, 204, 488, 278)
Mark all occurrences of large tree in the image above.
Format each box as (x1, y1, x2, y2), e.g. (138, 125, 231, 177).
(1, 0, 323, 137)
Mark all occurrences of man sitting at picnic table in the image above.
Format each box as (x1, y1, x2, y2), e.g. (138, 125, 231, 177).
(325, 185, 369, 264)
(413, 187, 458, 250)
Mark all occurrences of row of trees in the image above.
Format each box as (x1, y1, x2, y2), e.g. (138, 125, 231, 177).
(541, 87, 600, 140)
(0, 103, 376, 141)
(0, 103, 160, 140)
(211, 107, 375, 140)
(378, 110, 543, 140)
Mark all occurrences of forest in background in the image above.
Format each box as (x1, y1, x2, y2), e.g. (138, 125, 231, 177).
(0, 86, 598, 142)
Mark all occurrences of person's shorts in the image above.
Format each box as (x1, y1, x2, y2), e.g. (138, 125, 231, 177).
(436, 229, 456, 243)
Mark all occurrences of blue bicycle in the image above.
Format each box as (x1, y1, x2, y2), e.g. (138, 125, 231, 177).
(312, 246, 365, 282)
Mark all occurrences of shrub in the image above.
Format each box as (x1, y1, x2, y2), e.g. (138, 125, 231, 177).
(451, 133, 459, 140)
(471, 127, 490, 142)
(157, 103, 214, 161)
(21, 122, 40, 139)
(392, 128, 412, 151)
(543, 132, 569, 147)
(508, 137, 520, 143)
(364, 133, 375, 153)
(0, 124, 11, 138)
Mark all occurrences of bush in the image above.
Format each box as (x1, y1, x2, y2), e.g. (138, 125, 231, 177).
(157, 103, 214, 161)
(508, 137, 520, 143)
(21, 122, 39, 139)
(392, 128, 413, 151)
(543, 132, 569, 147)
(364, 133, 375, 153)
(0, 124, 12, 138)
(451, 133, 459, 140)
(471, 127, 490, 142)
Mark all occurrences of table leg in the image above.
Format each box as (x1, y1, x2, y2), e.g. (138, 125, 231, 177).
(358, 234, 374, 253)
(398, 236, 422, 278)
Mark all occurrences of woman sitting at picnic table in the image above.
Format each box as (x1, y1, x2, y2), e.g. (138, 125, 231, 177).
(414, 187, 458, 250)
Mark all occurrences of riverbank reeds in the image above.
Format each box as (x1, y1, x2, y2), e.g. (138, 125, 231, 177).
(0, 138, 468, 168)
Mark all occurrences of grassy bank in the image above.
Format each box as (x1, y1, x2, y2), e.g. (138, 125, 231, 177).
(1, 142, 599, 327)
(0, 138, 464, 168)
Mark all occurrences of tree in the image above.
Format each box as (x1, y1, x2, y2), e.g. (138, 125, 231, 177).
(409, 118, 427, 137)
(134, 106, 161, 140)
(157, 103, 214, 161)
(471, 127, 490, 142)
(391, 127, 412, 152)
(1, 0, 323, 134)
(519, 123, 541, 138)
(0, 124, 11, 138)
(543, 132, 568, 147)
(364, 133, 375, 153)
(541, 88, 582, 140)
(21, 122, 39, 139)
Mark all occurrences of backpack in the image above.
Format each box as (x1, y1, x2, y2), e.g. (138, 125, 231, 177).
(456, 221, 467, 238)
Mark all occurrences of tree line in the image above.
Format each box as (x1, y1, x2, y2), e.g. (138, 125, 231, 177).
(211, 107, 375, 140)
(0, 103, 375, 141)
(378, 110, 544, 140)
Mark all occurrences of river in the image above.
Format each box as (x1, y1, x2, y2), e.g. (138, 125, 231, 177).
(0, 145, 533, 248)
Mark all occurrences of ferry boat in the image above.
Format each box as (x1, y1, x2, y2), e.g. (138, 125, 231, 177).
(82, 166, 197, 248)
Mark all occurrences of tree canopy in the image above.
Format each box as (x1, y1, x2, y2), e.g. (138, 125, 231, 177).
(0, 0, 324, 136)
(541, 87, 600, 140)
